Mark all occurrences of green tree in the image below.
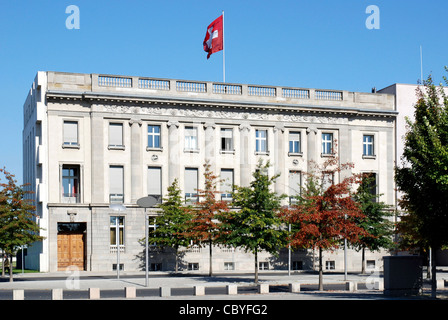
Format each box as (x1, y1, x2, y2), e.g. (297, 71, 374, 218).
(147, 179, 192, 273)
(220, 160, 288, 283)
(352, 173, 394, 274)
(184, 163, 229, 277)
(395, 73, 448, 296)
(0, 168, 44, 282)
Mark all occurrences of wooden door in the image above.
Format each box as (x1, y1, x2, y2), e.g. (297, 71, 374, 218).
(57, 233, 85, 270)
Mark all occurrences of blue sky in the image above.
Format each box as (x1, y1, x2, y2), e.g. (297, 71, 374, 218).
(1, 0, 447, 183)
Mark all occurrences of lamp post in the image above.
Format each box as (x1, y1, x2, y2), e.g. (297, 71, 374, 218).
(109, 203, 126, 280)
(137, 196, 159, 287)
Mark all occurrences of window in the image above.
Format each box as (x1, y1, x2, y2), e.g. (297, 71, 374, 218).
(321, 133, 333, 155)
(363, 135, 375, 157)
(322, 172, 334, 192)
(188, 263, 199, 271)
(147, 167, 162, 203)
(62, 165, 80, 203)
(366, 260, 376, 269)
(362, 172, 378, 200)
(289, 131, 301, 154)
(148, 218, 158, 246)
(184, 126, 198, 151)
(224, 262, 235, 271)
(255, 129, 268, 153)
(185, 168, 198, 203)
(110, 216, 125, 252)
(289, 171, 301, 204)
(220, 169, 234, 202)
(150, 263, 162, 271)
(147, 125, 161, 149)
(259, 262, 269, 270)
(292, 261, 303, 271)
(63, 121, 79, 147)
(326, 261, 335, 270)
(109, 165, 124, 203)
(109, 123, 124, 149)
(220, 128, 234, 152)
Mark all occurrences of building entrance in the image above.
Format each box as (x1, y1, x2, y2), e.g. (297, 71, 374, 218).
(57, 223, 86, 271)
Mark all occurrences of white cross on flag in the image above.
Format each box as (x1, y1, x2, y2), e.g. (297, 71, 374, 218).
(203, 15, 223, 59)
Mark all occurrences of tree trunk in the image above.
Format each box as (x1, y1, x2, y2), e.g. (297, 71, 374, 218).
(318, 248, 323, 291)
(255, 249, 259, 284)
(361, 247, 366, 274)
(209, 239, 213, 277)
(9, 256, 13, 283)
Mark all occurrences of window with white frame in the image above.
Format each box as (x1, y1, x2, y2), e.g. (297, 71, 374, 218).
(363, 134, 375, 157)
(109, 165, 124, 203)
(110, 216, 125, 252)
(289, 131, 301, 154)
(147, 167, 162, 203)
(63, 121, 79, 147)
(255, 129, 268, 153)
(220, 169, 234, 201)
(322, 171, 334, 192)
(62, 165, 80, 203)
(321, 133, 333, 155)
(224, 262, 235, 271)
(147, 125, 161, 149)
(184, 168, 198, 203)
(289, 171, 301, 204)
(109, 123, 124, 149)
(184, 126, 198, 151)
(326, 260, 335, 270)
(259, 261, 269, 270)
(220, 128, 234, 152)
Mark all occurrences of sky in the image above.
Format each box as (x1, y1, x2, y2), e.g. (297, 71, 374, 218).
(0, 0, 447, 183)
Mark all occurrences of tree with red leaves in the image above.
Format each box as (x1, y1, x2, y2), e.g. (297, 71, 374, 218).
(184, 162, 230, 277)
(281, 156, 368, 290)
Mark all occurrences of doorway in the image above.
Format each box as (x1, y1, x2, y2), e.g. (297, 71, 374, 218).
(57, 223, 86, 271)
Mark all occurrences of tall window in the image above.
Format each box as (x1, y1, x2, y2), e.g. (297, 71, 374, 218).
(184, 168, 198, 203)
(363, 135, 374, 156)
(147, 167, 162, 203)
(109, 123, 124, 148)
(289, 170, 301, 204)
(109, 165, 124, 203)
(220, 169, 234, 201)
(147, 125, 161, 149)
(184, 127, 198, 151)
(362, 172, 378, 201)
(220, 128, 233, 152)
(110, 216, 125, 252)
(255, 129, 268, 153)
(322, 171, 334, 192)
(322, 133, 333, 155)
(62, 165, 80, 203)
(63, 121, 78, 147)
(289, 131, 301, 154)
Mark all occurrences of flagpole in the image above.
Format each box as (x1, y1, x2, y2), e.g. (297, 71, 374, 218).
(222, 10, 225, 83)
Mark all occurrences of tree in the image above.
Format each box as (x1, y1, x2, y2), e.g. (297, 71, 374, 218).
(220, 160, 288, 283)
(0, 168, 44, 282)
(184, 162, 229, 277)
(352, 173, 394, 273)
(147, 179, 192, 273)
(395, 73, 448, 297)
(281, 156, 368, 290)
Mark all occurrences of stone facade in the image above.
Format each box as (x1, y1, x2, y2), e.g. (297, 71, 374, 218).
(22, 71, 397, 273)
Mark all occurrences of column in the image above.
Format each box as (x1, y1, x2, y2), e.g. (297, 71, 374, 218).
(130, 119, 142, 203)
(90, 114, 104, 203)
(167, 120, 180, 185)
(306, 127, 318, 173)
(274, 124, 285, 195)
(204, 121, 216, 173)
(239, 123, 251, 187)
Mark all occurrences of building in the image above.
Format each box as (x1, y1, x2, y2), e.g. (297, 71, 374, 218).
(22, 71, 397, 273)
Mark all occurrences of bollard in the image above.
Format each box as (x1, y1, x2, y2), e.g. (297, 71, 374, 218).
(125, 287, 136, 298)
(194, 286, 205, 296)
(345, 281, 356, 292)
(52, 288, 63, 300)
(160, 287, 171, 297)
(437, 279, 445, 290)
(374, 281, 384, 291)
(258, 283, 269, 294)
(226, 284, 238, 295)
(289, 283, 301, 293)
(13, 289, 24, 300)
(89, 288, 100, 299)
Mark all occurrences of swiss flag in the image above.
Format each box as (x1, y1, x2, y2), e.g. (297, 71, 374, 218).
(203, 15, 223, 59)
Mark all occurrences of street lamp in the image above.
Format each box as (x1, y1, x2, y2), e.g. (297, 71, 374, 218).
(109, 203, 126, 280)
(137, 196, 159, 287)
